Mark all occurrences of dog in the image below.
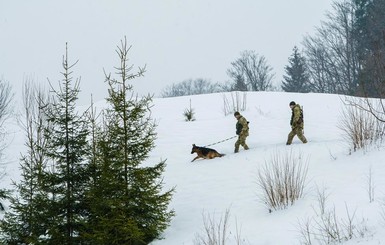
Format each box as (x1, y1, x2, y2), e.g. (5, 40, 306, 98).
(190, 144, 225, 162)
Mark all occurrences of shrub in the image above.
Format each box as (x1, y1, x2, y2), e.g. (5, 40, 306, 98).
(339, 101, 385, 152)
(193, 209, 247, 245)
(183, 99, 196, 121)
(257, 150, 309, 212)
(297, 203, 370, 244)
(222, 92, 247, 116)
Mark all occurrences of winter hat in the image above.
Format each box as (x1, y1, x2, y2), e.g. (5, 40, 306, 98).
(289, 101, 296, 106)
(234, 111, 240, 116)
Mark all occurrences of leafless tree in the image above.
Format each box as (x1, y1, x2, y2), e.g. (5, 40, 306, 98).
(303, 1, 360, 95)
(161, 78, 223, 97)
(0, 78, 13, 164)
(0, 78, 13, 210)
(227, 50, 275, 91)
(19, 81, 50, 179)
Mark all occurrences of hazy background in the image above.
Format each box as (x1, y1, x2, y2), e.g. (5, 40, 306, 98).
(1, 0, 334, 105)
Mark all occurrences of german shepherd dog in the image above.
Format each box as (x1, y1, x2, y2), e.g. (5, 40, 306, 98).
(191, 144, 225, 162)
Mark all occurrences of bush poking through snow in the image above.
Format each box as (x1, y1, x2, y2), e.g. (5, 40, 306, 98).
(257, 150, 309, 212)
(193, 209, 248, 245)
(222, 91, 247, 116)
(184, 99, 196, 121)
(339, 102, 385, 152)
(297, 203, 370, 244)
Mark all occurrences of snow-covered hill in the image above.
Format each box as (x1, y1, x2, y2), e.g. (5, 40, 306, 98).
(2, 91, 385, 244)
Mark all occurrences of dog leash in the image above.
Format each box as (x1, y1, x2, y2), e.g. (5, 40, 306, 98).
(204, 135, 237, 147)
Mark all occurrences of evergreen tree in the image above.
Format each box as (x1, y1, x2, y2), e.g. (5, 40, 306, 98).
(354, 0, 385, 97)
(232, 74, 248, 91)
(281, 46, 310, 93)
(41, 44, 89, 244)
(84, 37, 174, 245)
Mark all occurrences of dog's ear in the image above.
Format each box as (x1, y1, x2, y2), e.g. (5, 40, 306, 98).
(192, 144, 195, 147)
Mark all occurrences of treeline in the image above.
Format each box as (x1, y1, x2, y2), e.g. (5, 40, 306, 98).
(162, 0, 385, 98)
(0, 39, 174, 245)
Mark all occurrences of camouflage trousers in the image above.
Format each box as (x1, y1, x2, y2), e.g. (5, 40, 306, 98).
(235, 134, 249, 152)
(287, 126, 307, 145)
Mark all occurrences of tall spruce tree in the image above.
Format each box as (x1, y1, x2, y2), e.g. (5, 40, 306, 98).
(281, 46, 310, 93)
(83, 37, 174, 245)
(354, 0, 385, 97)
(41, 44, 89, 244)
(0, 83, 50, 244)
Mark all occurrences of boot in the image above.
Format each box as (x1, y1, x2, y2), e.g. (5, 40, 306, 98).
(244, 145, 249, 150)
(234, 148, 239, 153)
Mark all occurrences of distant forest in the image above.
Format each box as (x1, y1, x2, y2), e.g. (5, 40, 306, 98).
(162, 0, 385, 99)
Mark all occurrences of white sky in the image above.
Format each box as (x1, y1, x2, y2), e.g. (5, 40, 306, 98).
(1, 0, 335, 105)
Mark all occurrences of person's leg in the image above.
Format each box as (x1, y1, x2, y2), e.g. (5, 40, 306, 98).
(240, 135, 249, 150)
(296, 127, 307, 143)
(286, 129, 296, 145)
(235, 137, 241, 153)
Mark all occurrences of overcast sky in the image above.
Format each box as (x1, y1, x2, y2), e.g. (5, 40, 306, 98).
(1, 0, 335, 105)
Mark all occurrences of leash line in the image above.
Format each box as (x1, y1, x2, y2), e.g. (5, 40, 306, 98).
(204, 135, 237, 147)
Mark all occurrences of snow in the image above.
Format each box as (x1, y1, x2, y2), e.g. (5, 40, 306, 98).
(2, 91, 385, 244)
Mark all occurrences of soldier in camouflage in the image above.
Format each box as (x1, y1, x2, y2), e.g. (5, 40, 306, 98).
(286, 101, 307, 145)
(234, 111, 249, 153)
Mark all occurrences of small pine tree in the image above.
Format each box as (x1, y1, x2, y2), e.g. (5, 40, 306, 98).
(84, 37, 174, 244)
(281, 46, 310, 93)
(183, 99, 196, 121)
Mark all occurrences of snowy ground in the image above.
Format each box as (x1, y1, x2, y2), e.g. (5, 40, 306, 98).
(2, 91, 385, 244)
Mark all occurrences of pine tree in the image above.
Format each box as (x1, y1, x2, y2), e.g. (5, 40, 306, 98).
(41, 44, 90, 244)
(281, 46, 310, 93)
(232, 74, 248, 91)
(354, 0, 385, 97)
(84, 37, 175, 245)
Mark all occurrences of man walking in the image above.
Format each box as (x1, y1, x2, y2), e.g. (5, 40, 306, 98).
(234, 111, 249, 153)
(286, 101, 307, 145)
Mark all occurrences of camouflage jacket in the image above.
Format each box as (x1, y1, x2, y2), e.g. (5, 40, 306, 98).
(290, 104, 304, 128)
(236, 116, 249, 136)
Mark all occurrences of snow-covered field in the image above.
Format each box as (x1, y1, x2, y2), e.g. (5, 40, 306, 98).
(2, 91, 385, 244)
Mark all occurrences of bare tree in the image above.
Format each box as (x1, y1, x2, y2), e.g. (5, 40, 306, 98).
(227, 50, 275, 91)
(302, 40, 332, 93)
(303, 1, 360, 95)
(0, 78, 13, 210)
(0, 81, 50, 243)
(0, 79, 13, 148)
(161, 78, 223, 97)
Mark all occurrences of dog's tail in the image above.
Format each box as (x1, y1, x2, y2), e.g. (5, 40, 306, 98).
(219, 153, 225, 157)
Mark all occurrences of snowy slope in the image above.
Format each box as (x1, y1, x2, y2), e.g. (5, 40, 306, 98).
(2, 91, 385, 244)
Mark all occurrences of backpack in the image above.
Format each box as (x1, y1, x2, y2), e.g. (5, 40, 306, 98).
(299, 106, 304, 124)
